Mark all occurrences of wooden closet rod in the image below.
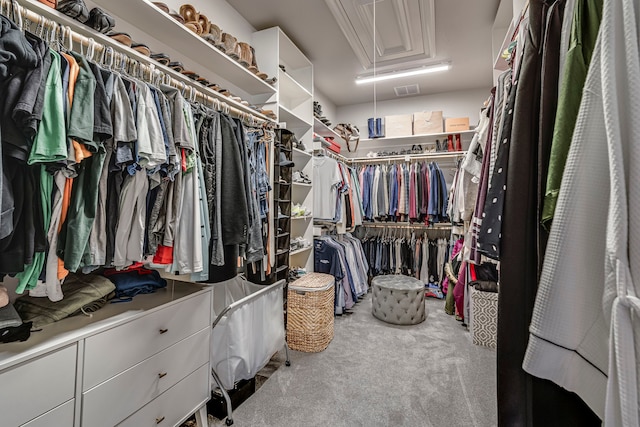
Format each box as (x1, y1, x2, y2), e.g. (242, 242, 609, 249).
(4, 0, 277, 127)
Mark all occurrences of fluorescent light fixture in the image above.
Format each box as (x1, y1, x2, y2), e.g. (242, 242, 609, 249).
(355, 63, 451, 84)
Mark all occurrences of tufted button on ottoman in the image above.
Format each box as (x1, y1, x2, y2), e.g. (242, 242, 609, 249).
(371, 275, 426, 325)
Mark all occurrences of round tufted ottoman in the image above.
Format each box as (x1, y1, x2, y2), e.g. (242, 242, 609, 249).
(371, 275, 426, 325)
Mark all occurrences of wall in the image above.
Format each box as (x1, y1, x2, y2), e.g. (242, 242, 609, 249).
(336, 88, 490, 135)
(313, 88, 338, 125)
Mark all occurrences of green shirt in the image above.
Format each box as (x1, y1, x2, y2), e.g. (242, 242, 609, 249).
(541, 0, 603, 226)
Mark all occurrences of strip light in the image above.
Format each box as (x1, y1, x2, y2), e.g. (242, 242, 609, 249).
(355, 63, 451, 85)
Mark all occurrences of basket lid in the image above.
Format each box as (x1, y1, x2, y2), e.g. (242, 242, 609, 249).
(289, 272, 334, 292)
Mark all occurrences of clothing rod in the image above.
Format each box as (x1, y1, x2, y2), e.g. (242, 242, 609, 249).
(346, 151, 466, 164)
(6, 0, 277, 126)
(360, 222, 452, 229)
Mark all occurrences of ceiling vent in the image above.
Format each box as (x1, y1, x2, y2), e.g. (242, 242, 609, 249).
(394, 84, 420, 97)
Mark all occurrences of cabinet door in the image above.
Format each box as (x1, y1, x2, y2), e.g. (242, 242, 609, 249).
(0, 345, 76, 427)
(83, 294, 210, 390)
(117, 364, 209, 427)
(82, 328, 209, 427)
(21, 400, 74, 427)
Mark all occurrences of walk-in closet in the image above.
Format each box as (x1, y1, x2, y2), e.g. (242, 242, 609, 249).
(0, 0, 637, 426)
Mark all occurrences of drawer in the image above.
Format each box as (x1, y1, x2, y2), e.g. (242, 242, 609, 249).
(118, 363, 209, 427)
(22, 399, 74, 427)
(83, 293, 210, 390)
(82, 328, 210, 427)
(0, 344, 76, 427)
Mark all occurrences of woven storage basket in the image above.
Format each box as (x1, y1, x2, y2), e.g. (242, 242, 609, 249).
(287, 273, 335, 352)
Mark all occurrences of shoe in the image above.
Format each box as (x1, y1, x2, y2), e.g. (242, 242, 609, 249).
(169, 62, 185, 72)
(150, 52, 171, 66)
(85, 8, 115, 33)
(57, 0, 90, 23)
(107, 31, 132, 47)
(455, 133, 463, 151)
(291, 204, 302, 217)
(179, 4, 198, 22)
(292, 171, 311, 184)
(299, 171, 312, 183)
(131, 43, 151, 57)
(152, 2, 169, 13)
(277, 206, 288, 220)
(447, 134, 454, 152)
(222, 33, 238, 57)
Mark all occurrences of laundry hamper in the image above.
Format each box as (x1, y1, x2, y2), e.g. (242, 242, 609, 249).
(470, 286, 499, 348)
(287, 272, 335, 352)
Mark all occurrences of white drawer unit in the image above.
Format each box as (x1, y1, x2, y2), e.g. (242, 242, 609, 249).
(82, 328, 210, 427)
(0, 345, 76, 427)
(118, 364, 209, 427)
(83, 293, 210, 390)
(21, 400, 75, 427)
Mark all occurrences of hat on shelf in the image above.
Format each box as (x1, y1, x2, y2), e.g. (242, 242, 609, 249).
(279, 152, 294, 167)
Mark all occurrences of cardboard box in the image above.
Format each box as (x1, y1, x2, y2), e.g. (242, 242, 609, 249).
(413, 111, 443, 135)
(384, 114, 413, 138)
(445, 117, 470, 132)
(470, 287, 498, 349)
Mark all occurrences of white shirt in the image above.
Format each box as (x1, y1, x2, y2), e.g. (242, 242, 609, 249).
(313, 156, 342, 220)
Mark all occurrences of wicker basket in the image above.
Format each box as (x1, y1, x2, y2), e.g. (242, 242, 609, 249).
(287, 273, 335, 352)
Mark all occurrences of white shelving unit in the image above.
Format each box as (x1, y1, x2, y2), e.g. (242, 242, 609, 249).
(290, 148, 314, 273)
(252, 27, 314, 145)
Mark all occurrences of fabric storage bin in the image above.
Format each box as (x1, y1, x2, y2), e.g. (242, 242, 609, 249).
(470, 286, 498, 348)
(287, 273, 335, 352)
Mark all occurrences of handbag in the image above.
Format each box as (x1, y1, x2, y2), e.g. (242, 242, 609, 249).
(334, 123, 360, 152)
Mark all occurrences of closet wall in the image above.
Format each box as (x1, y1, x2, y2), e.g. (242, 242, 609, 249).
(336, 87, 490, 136)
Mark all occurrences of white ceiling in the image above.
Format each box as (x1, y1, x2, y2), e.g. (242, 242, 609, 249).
(226, 0, 500, 107)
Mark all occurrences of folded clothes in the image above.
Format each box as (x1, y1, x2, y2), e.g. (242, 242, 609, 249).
(0, 322, 32, 343)
(103, 265, 167, 301)
(0, 303, 23, 329)
(14, 274, 115, 329)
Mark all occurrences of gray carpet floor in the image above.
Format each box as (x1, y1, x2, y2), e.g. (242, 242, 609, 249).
(211, 294, 497, 427)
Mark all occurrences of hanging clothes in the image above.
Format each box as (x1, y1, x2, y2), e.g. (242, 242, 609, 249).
(0, 12, 272, 301)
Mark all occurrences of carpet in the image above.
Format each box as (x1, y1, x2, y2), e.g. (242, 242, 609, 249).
(210, 293, 497, 426)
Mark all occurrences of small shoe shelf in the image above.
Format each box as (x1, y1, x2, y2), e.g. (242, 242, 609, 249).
(290, 148, 314, 274)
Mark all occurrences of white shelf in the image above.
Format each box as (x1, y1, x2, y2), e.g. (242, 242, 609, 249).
(290, 246, 312, 256)
(279, 70, 312, 104)
(359, 130, 476, 145)
(279, 105, 313, 129)
(292, 215, 313, 220)
(90, 0, 276, 96)
(292, 182, 312, 188)
(292, 147, 312, 158)
(493, 17, 518, 71)
(314, 118, 341, 139)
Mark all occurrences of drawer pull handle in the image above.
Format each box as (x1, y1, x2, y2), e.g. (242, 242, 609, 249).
(159, 328, 168, 334)
(158, 372, 168, 379)
(156, 416, 165, 424)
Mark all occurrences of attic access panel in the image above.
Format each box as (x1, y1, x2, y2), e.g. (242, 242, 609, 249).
(325, 0, 436, 70)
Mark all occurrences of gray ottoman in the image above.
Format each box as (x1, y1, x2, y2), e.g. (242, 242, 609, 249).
(371, 275, 426, 325)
